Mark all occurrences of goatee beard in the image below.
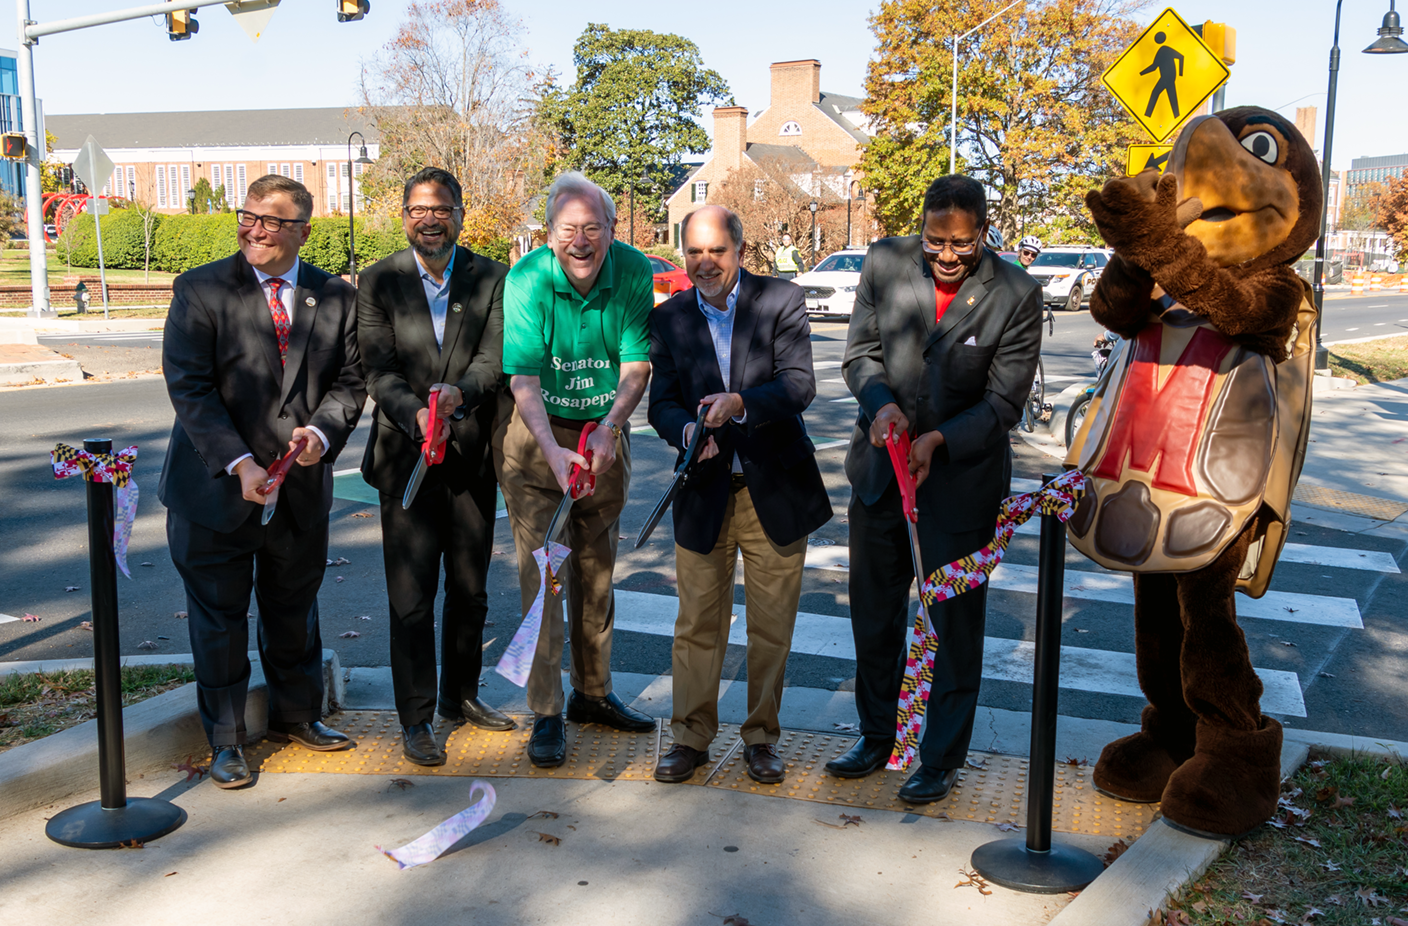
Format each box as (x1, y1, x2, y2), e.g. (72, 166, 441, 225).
(413, 236, 455, 262)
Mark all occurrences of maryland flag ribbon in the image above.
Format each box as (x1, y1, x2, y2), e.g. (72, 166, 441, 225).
(494, 541, 571, 687)
(51, 443, 140, 579)
(886, 469, 1086, 772)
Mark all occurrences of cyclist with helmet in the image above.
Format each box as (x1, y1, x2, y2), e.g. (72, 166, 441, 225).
(1017, 236, 1042, 268)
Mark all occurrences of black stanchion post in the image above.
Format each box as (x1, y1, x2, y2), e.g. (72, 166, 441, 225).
(970, 473, 1104, 893)
(45, 439, 186, 849)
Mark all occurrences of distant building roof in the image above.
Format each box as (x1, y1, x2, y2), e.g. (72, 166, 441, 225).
(816, 91, 870, 146)
(46, 107, 376, 149)
(1350, 153, 1408, 169)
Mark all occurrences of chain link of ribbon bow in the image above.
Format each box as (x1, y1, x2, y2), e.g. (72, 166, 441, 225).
(50, 443, 140, 579)
(887, 469, 1085, 772)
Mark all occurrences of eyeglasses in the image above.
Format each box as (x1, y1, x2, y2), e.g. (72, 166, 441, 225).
(920, 238, 979, 257)
(236, 210, 307, 233)
(553, 223, 605, 242)
(404, 205, 462, 219)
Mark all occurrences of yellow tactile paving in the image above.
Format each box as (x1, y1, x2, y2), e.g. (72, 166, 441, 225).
(1293, 483, 1408, 521)
(248, 712, 1157, 840)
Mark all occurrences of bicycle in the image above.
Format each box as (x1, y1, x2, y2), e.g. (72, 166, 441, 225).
(1018, 305, 1056, 433)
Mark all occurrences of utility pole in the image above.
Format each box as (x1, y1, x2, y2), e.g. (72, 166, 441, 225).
(17, 0, 50, 318)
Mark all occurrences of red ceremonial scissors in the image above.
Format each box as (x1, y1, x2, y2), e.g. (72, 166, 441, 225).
(401, 389, 448, 510)
(257, 437, 308, 525)
(544, 422, 597, 546)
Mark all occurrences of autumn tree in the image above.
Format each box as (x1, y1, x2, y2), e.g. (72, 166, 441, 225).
(708, 157, 854, 273)
(540, 24, 732, 232)
(357, 0, 557, 248)
(860, 0, 1147, 242)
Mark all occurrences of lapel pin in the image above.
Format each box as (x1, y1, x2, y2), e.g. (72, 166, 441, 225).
(305, 296, 316, 307)
(451, 303, 462, 314)
(967, 295, 976, 306)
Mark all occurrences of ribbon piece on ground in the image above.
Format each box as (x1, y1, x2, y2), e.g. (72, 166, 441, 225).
(887, 469, 1085, 772)
(494, 541, 570, 687)
(51, 443, 140, 579)
(377, 780, 497, 870)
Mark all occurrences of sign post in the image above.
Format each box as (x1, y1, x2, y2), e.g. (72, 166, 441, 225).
(71, 136, 115, 318)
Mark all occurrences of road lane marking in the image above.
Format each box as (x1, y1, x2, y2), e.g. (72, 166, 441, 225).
(609, 591, 1306, 716)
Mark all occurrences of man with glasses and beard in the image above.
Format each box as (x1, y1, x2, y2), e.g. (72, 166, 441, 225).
(495, 171, 655, 768)
(357, 167, 514, 767)
(160, 174, 366, 789)
(825, 175, 1042, 804)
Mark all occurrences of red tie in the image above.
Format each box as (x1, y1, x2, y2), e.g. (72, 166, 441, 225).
(267, 277, 290, 366)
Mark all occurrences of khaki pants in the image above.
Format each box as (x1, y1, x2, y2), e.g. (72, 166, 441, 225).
(495, 409, 629, 715)
(671, 482, 806, 751)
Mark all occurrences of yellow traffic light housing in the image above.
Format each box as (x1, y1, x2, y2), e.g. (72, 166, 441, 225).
(1200, 22, 1237, 64)
(337, 0, 369, 22)
(166, 7, 198, 41)
(1, 133, 26, 159)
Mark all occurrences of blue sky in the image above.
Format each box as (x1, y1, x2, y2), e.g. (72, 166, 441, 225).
(1, 0, 1403, 171)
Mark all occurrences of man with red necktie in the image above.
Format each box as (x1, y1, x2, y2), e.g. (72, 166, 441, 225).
(160, 174, 367, 789)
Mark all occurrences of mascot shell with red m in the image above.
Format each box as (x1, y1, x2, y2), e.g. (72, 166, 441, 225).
(1065, 106, 1322, 838)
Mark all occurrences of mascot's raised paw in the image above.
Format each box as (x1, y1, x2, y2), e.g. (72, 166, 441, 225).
(1085, 171, 1197, 259)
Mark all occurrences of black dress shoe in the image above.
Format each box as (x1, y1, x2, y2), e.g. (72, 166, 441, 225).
(211, 745, 252, 790)
(527, 714, 567, 768)
(654, 743, 710, 783)
(565, 690, 655, 732)
(402, 723, 445, 767)
(824, 736, 894, 778)
(454, 697, 516, 731)
(898, 766, 961, 804)
(267, 720, 354, 751)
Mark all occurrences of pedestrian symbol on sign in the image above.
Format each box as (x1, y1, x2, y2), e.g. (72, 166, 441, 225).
(1101, 8, 1229, 142)
(1141, 32, 1184, 118)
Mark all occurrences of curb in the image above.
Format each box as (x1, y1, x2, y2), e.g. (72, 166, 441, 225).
(0, 650, 342, 821)
(0, 357, 84, 385)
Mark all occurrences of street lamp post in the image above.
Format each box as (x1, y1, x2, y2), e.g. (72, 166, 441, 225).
(845, 169, 856, 248)
(808, 199, 819, 266)
(950, 0, 1024, 175)
(185, 187, 195, 215)
(1312, 0, 1408, 370)
(346, 131, 373, 285)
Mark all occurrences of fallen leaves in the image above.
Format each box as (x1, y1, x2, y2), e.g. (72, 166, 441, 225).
(1103, 839, 1130, 866)
(338, 631, 361, 639)
(535, 832, 561, 846)
(527, 810, 558, 820)
(1063, 756, 1090, 767)
(965, 757, 988, 770)
(954, 867, 992, 895)
(20, 613, 41, 623)
(832, 722, 860, 733)
(137, 640, 159, 650)
(140, 562, 155, 568)
(1242, 891, 1265, 904)
(351, 511, 373, 518)
(388, 778, 414, 791)
(1293, 836, 1323, 848)
(996, 821, 1020, 832)
(353, 615, 372, 621)
(815, 813, 863, 829)
(78, 621, 92, 631)
(174, 611, 188, 619)
(709, 916, 753, 926)
(1357, 887, 1389, 908)
(172, 756, 207, 782)
(118, 839, 144, 849)
(164, 871, 177, 877)
(334, 576, 345, 583)
(327, 556, 351, 566)
(64, 586, 80, 593)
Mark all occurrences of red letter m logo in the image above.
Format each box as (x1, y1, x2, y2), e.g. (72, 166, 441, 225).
(1092, 325, 1234, 496)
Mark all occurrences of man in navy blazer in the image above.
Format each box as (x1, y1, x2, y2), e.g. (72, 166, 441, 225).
(647, 205, 832, 786)
(159, 174, 366, 789)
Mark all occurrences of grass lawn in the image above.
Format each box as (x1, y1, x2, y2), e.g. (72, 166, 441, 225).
(1160, 752, 1408, 926)
(1329, 335, 1408, 385)
(0, 664, 195, 755)
(0, 246, 177, 287)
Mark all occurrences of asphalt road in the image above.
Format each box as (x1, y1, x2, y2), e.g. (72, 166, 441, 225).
(4, 310, 1406, 743)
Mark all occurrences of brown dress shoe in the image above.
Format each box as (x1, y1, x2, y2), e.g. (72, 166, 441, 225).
(654, 743, 709, 783)
(744, 743, 785, 784)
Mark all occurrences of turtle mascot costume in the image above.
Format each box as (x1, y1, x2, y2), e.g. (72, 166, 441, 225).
(1065, 106, 1322, 838)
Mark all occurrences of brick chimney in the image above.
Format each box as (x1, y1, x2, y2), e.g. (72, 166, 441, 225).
(712, 106, 748, 174)
(1295, 105, 1318, 151)
(770, 59, 821, 106)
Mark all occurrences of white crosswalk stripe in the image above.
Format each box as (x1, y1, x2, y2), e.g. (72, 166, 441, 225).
(610, 591, 1308, 717)
(39, 331, 163, 342)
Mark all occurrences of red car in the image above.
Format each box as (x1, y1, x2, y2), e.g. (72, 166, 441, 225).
(649, 255, 692, 303)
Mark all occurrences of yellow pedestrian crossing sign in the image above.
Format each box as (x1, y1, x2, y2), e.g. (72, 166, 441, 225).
(1102, 8, 1230, 141)
(1126, 144, 1174, 175)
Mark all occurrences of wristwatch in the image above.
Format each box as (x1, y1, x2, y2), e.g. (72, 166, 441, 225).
(602, 419, 623, 440)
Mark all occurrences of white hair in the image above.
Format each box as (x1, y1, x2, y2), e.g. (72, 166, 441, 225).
(544, 171, 616, 228)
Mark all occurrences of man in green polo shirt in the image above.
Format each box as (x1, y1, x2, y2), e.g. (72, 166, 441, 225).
(496, 170, 655, 768)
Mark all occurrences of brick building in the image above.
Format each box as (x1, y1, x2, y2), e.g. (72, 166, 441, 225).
(46, 107, 377, 217)
(665, 59, 869, 248)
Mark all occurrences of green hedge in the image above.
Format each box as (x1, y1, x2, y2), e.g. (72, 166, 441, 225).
(56, 210, 513, 276)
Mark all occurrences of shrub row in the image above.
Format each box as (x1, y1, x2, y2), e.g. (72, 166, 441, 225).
(55, 211, 513, 276)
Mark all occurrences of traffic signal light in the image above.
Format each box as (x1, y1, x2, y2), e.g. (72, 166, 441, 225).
(337, 0, 370, 23)
(0, 133, 25, 159)
(166, 7, 198, 41)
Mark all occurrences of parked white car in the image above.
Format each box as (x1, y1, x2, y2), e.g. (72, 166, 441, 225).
(793, 249, 866, 318)
(1025, 246, 1111, 311)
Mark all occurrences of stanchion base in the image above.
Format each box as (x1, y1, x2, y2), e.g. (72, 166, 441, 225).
(971, 837, 1106, 894)
(45, 798, 186, 849)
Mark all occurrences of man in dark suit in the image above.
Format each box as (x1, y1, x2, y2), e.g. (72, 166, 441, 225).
(160, 174, 367, 789)
(826, 175, 1042, 803)
(358, 167, 513, 767)
(647, 205, 832, 785)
